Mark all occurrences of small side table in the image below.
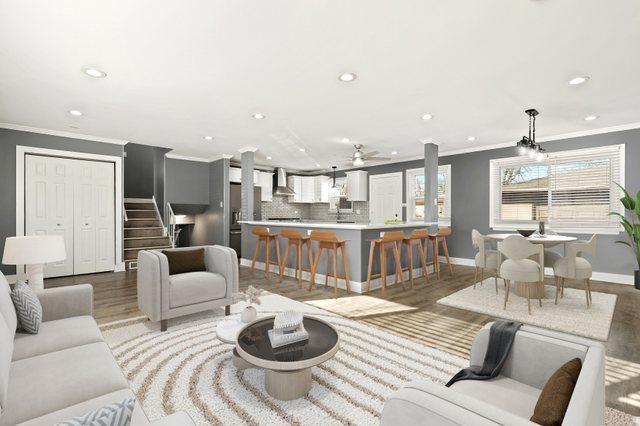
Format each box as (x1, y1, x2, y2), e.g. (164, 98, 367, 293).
(215, 316, 256, 370)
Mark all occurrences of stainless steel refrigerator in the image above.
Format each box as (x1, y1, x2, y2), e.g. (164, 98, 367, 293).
(229, 183, 261, 258)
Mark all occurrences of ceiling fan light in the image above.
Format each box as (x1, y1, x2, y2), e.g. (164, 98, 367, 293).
(353, 157, 365, 167)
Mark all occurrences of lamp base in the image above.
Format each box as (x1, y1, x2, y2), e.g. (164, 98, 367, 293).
(25, 263, 44, 291)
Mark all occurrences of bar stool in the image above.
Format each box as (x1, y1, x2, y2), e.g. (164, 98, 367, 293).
(365, 231, 406, 293)
(250, 227, 281, 280)
(427, 227, 454, 280)
(278, 228, 314, 288)
(402, 229, 430, 288)
(308, 231, 350, 296)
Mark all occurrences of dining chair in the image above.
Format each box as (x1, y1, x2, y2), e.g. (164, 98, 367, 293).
(498, 235, 544, 314)
(533, 228, 563, 267)
(471, 229, 501, 294)
(552, 235, 596, 307)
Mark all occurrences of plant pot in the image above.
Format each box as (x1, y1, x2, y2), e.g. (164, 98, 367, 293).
(241, 305, 257, 323)
(635, 270, 640, 290)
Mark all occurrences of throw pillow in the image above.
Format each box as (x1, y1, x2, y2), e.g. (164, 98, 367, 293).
(10, 281, 42, 334)
(56, 397, 135, 426)
(163, 248, 206, 275)
(530, 357, 582, 426)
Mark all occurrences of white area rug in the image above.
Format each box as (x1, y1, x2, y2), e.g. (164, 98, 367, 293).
(437, 279, 617, 341)
(100, 294, 468, 425)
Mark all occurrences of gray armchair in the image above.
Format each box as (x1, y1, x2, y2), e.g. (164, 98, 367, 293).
(381, 323, 605, 425)
(137, 245, 239, 331)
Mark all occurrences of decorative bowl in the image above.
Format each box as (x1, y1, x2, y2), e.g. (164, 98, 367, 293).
(517, 229, 535, 237)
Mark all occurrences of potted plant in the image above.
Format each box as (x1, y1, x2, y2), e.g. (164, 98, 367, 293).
(610, 183, 640, 289)
(233, 286, 263, 323)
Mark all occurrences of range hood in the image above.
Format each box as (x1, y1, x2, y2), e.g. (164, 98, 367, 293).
(273, 168, 295, 196)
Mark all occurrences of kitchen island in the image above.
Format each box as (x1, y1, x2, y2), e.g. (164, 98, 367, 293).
(240, 220, 439, 293)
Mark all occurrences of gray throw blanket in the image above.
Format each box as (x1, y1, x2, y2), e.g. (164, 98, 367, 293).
(446, 321, 522, 387)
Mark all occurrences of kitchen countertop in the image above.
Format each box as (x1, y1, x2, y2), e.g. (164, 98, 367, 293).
(239, 220, 438, 230)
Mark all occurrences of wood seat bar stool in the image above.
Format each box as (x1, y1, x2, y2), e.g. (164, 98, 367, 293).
(308, 231, 351, 296)
(250, 227, 281, 280)
(278, 228, 314, 288)
(427, 227, 454, 280)
(402, 229, 430, 288)
(365, 231, 406, 293)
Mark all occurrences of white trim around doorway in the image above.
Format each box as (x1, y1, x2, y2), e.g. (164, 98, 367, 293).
(15, 145, 125, 280)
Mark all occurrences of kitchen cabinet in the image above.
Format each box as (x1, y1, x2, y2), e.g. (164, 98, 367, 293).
(229, 167, 242, 183)
(313, 175, 330, 203)
(346, 170, 368, 201)
(287, 175, 316, 203)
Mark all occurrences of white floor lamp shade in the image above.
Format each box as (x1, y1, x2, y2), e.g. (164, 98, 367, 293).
(2, 235, 66, 290)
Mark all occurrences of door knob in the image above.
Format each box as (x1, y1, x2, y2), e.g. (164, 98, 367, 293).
(57, 223, 61, 226)
(85, 223, 89, 226)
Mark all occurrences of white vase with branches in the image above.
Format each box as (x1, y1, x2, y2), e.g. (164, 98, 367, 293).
(233, 286, 263, 323)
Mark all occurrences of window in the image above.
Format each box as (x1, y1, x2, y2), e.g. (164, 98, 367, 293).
(406, 165, 451, 224)
(490, 145, 625, 233)
(328, 177, 353, 212)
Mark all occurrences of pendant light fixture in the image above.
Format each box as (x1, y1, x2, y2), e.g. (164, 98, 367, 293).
(331, 166, 337, 188)
(515, 108, 545, 162)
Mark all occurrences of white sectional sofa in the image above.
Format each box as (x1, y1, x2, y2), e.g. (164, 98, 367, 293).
(381, 323, 605, 426)
(0, 272, 193, 425)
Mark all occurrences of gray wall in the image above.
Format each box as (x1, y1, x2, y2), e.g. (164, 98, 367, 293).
(192, 158, 230, 246)
(123, 143, 155, 198)
(165, 158, 210, 205)
(0, 128, 124, 275)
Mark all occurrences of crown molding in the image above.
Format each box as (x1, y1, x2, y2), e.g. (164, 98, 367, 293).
(0, 123, 129, 145)
(165, 153, 210, 163)
(238, 146, 258, 153)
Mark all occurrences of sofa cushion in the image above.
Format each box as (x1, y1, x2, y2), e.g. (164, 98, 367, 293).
(162, 248, 206, 275)
(530, 357, 582, 426)
(169, 271, 226, 308)
(450, 375, 540, 418)
(0, 272, 17, 339)
(11, 282, 42, 334)
(12, 316, 103, 361)
(56, 397, 135, 426)
(17, 389, 149, 426)
(0, 342, 129, 425)
(0, 313, 12, 414)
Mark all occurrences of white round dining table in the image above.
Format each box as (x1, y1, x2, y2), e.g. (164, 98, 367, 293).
(486, 233, 577, 298)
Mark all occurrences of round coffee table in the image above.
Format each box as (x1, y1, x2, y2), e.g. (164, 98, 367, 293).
(235, 315, 339, 401)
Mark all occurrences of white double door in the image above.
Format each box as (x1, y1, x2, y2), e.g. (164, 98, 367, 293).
(25, 155, 115, 277)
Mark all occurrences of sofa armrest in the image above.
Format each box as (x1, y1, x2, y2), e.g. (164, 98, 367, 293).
(205, 245, 239, 298)
(137, 250, 164, 322)
(36, 284, 93, 322)
(381, 379, 533, 426)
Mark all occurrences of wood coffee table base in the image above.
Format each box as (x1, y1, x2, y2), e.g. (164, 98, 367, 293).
(514, 282, 551, 299)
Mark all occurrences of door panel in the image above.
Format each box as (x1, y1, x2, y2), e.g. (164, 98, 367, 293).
(92, 161, 115, 272)
(369, 173, 403, 224)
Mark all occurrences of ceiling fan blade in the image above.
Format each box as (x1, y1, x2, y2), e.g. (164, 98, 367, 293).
(364, 156, 391, 161)
(361, 151, 379, 159)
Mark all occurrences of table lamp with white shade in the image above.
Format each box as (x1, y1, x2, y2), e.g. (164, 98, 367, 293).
(2, 235, 66, 290)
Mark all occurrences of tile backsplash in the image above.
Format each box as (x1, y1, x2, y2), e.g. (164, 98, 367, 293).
(309, 201, 369, 222)
(261, 196, 369, 222)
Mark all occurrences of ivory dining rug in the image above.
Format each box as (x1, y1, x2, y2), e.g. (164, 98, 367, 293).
(437, 279, 617, 341)
(100, 293, 632, 425)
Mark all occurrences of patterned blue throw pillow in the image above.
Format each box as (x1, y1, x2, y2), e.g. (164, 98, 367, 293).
(56, 398, 135, 426)
(10, 281, 42, 334)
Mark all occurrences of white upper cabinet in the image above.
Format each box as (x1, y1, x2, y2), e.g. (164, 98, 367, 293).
(313, 175, 330, 203)
(258, 171, 273, 202)
(229, 167, 242, 183)
(287, 175, 318, 203)
(346, 170, 368, 201)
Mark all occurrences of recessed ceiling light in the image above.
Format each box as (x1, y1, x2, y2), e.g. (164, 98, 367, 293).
(316, 163, 321, 167)
(252, 113, 265, 119)
(68, 109, 83, 116)
(342, 138, 350, 143)
(299, 148, 306, 152)
(421, 113, 433, 120)
(69, 125, 79, 129)
(391, 151, 398, 155)
(266, 156, 272, 160)
(584, 115, 599, 121)
(467, 136, 476, 141)
(569, 76, 590, 85)
(83, 68, 107, 78)
(338, 72, 357, 82)
(203, 135, 213, 141)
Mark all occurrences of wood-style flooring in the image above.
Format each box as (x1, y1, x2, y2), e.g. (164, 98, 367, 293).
(45, 265, 640, 416)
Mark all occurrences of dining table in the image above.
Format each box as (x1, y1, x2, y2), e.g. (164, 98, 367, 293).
(486, 233, 578, 299)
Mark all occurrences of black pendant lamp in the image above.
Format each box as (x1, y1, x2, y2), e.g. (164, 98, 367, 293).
(516, 108, 545, 162)
(331, 166, 337, 188)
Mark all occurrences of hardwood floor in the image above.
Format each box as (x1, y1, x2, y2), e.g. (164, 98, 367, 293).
(45, 265, 640, 416)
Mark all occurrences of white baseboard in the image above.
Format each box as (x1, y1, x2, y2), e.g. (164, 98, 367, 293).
(239, 258, 435, 294)
(446, 256, 635, 286)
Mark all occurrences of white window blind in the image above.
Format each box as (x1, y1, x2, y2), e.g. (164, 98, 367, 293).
(490, 144, 624, 233)
(406, 165, 451, 223)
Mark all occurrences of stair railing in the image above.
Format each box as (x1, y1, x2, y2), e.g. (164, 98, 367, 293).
(166, 202, 176, 248)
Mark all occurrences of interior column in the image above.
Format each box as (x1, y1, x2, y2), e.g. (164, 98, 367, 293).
(240, 149, 255, 222)
(424, 142, 439, 233)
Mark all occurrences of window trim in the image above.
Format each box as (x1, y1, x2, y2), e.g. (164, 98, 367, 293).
(406, 164, 451, 226)
(489, 144, 625, 235)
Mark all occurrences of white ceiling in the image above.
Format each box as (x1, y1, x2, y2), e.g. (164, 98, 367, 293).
(1, 0, 639, 170)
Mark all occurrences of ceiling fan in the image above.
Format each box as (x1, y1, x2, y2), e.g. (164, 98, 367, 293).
(346, 144, 390, 166)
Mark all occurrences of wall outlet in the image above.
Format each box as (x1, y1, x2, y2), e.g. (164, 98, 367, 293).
(220, 201, 223, 207)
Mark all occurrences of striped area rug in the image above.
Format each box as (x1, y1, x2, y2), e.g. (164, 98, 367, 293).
(100, 294, 635, 425)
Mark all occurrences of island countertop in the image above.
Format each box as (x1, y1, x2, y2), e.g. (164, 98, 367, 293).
(238, 220, 437, 230)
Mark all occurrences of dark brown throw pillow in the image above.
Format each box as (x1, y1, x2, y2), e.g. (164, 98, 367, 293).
(163, 248, 206, 275)
(530, 357, 582, 426)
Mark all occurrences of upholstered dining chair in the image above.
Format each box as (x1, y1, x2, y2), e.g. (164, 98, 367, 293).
(553, 235, 597, 307)
(471, 229, 501, 293)
(498, 235, 544, 315)
(532, 228, 563, 267)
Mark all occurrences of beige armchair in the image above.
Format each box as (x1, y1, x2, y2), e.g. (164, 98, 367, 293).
(498, 235, 544, 314)
(137, 245, 239, 331)
(471, 229, 501, 293)
(553, 235, 596, 307)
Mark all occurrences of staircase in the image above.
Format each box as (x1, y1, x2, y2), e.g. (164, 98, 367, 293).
(124, 198, 172, 269)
